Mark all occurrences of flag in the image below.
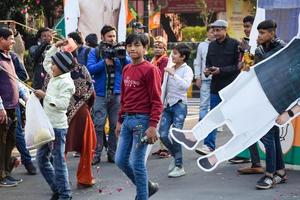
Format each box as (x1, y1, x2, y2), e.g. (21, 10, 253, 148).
(126, 0, 136, 24)
(149, 11, 161, 30)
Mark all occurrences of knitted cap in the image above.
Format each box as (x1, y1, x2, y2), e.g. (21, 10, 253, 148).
(51, 51, 75, 73)
(85, 33, 98, 47)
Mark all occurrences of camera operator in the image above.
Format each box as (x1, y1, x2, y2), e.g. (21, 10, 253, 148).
(87, 25, 130, 165)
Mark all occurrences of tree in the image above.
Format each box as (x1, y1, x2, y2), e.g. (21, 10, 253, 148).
(0, 0, 62, 28)
(195, 0, 214, 26)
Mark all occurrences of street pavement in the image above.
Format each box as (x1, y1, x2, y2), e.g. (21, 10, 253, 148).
(1, 99, 300, 200)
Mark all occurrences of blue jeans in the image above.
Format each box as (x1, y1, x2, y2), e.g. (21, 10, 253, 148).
(93, 95, 120, 158)
(159, 101, 187, 167)
(115, 114, 149, 200)
(37, 128, 71, 200)
(261, 126, 285, 174)
(15, 105, 32, 166)
(204, 93, 221, 150)
(199, 80, 211, 120)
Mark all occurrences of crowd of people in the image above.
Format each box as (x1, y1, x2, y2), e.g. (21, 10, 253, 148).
(0, 15, 298, 200)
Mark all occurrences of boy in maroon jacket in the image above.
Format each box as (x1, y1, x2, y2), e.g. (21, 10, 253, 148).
(115, 33, 162, 200)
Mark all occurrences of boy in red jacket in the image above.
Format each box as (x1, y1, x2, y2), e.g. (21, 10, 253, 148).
(115, 33, 163, 200)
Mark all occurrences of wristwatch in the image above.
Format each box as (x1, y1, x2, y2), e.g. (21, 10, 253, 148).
(287, 109, 294, 117)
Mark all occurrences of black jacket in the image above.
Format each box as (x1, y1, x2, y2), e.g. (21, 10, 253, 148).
(29, 42, 51, 89)
(206, 37, 240, 94)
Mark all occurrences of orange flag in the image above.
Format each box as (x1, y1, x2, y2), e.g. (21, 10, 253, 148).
(149, 11, 161, 30)
(126, 0, 135, 24)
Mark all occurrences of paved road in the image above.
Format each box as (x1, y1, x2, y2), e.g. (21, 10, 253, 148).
(1, 99, 300, 200)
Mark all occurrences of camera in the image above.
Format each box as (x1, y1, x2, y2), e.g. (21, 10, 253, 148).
(102, 41, 126, 60)
(0, 22, 10, 29)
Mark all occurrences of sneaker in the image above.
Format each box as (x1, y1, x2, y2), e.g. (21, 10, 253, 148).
(256, 175, 274, 189)
(92, 157, 101, 165)
(25, 162, 37, 175)
(168, 158, 175, 172)
(195, 145, 213, 155)
(168, 167, 186, 178)
(5, 176, 23, 184)
(238, 166, 264, 174)
(148, 180, 159, 197)
(228, 156, 250, 164)
(273, 173, 287, 184)
(0, 177, 18, 187)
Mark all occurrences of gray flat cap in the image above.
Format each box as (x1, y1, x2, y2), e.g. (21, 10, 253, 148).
(211, 19, 228, 28)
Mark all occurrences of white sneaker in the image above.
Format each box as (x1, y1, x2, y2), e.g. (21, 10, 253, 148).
(168, 158, 175, 172)
(195, 144, 213, 155)
(168, 166, 186, 178)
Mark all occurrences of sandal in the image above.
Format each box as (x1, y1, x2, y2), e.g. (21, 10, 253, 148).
(159, 149, 170, 158)
(152, 149, 162, 156)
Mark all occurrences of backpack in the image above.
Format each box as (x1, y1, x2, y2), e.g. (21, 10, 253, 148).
(77, 46, 91, 66)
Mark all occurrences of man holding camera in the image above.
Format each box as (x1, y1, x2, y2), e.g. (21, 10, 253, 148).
(87, 25, 130, 165)
(197, 20, 240, 155)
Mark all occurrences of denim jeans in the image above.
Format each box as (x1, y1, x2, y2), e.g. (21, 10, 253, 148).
(204, 93, 221, 150)
(115, 114, 149, 200)
(93, 95, 120, 158)
(37, 128, 71, 200)
(260, 126, 285, 174)
(15, 105, 32, 166)
(159, 101, 187, 167)
(249, 143, 260, 165)
(199, 80, 211, 120)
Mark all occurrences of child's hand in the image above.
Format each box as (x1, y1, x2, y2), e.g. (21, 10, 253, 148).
(55, 40, 68, 48)
(34, 90, 46, 99)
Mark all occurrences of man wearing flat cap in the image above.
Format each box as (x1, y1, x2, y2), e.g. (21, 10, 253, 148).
(196, 19, 240, 155)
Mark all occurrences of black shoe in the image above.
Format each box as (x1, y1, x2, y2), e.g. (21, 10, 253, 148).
(6, 176, 23, 184)
(25, 162, 37, 175)
(92, 157, 101, 165)
(135, 181, 159, 200)
(0, 178, 18, 187)
(107, 154, 115, 163)
(148, 180, 159, 197)
(50, 193, 59, 200)
(256, 175, 274, 189)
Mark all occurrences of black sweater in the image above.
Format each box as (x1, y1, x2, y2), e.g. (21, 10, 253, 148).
(206, 37, 240, 94)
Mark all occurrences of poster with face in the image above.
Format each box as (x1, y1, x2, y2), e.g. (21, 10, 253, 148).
(64, 0, 122, 40)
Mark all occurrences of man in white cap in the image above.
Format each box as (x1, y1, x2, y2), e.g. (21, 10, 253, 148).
(196, 19, 240, 155)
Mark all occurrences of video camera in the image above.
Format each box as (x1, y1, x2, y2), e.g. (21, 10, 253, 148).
(102, 41, 126, 60)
